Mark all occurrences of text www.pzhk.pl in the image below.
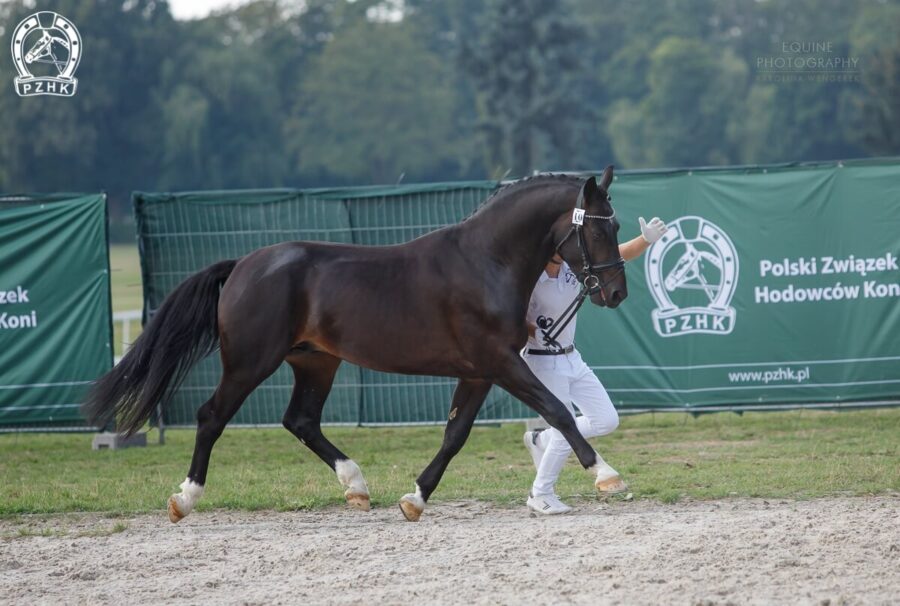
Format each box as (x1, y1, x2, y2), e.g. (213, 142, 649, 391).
(727, 366, 811, 384)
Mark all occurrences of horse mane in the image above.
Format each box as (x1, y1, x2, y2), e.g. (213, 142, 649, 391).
(463, 173, 585, 222)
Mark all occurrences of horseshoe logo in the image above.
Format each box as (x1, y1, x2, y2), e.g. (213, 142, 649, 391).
(645, 216, 739, 337)
(11, 11, 82, 97)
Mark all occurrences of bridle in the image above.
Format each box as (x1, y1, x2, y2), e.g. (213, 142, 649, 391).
(539, 187, 625, 350)
(555, 187, 626, 296)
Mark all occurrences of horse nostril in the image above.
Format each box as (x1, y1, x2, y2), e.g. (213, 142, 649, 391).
(609, 290, 623, 306)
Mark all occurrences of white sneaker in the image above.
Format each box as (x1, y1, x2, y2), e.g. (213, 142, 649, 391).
(523, 429, 546, 470)
(526, 492, 573, 515)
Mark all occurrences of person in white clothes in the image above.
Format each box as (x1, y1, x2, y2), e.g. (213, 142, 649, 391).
(523, 216, 667, 514)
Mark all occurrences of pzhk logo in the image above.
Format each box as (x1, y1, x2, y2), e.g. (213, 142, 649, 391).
(645, 216, 738, 337)
(11, 12, 81, 97)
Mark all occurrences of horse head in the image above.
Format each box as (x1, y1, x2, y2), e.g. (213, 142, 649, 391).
(553, 166, 627, 308)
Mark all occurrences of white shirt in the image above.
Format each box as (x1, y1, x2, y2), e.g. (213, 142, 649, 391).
(525, 261, 580, 350)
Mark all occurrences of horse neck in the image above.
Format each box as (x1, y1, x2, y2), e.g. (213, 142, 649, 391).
(462, 181, 579, 295)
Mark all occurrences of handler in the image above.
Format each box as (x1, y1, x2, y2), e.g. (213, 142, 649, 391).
(523, 216, 667, 514)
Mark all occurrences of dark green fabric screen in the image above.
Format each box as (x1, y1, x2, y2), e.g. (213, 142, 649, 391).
(133, 159, 900, 426)
(0, 194, 113, 428)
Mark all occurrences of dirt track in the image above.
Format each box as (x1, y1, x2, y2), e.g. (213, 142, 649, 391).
(2, 496, 898, 605)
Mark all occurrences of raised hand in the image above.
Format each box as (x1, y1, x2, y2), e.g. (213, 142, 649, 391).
(639, 216, 667, 243)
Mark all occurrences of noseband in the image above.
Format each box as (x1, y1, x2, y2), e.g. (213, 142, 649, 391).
(538, 189, 625, 351)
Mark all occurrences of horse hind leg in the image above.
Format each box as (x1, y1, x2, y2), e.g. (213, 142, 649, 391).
(168, 356, 285, 523)
(282, 351, 370, 511)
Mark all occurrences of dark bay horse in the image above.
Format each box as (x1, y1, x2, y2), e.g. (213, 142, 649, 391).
(84, 167, 627, 522)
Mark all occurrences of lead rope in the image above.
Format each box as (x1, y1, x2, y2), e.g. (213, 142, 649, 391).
(539, 283, 592, 350)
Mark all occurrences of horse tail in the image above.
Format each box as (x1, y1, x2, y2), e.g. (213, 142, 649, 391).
(82, 259, 238, 435)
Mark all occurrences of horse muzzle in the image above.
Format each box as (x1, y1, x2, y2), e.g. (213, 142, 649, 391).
(581, 260, 627, 308)
(591, 287, 627, 308)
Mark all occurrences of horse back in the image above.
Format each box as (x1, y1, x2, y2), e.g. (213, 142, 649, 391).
(219, 233, 496, 377)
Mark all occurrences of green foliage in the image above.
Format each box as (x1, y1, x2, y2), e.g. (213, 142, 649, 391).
(609, 37, 749, 167)
(0, 0, 174, 196)
(0, 0, 897, 212)
(109, 244, 143, 357)
(1, 409, 897, 515)
(156, 28, 287, 189)
(840, 3, 900, 155)
(461, 0, 586, 177)
(288, 14, 470, 184)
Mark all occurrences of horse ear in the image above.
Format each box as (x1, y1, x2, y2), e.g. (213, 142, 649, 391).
(599, 165, 614, 190)
(582, 176, 598, 200)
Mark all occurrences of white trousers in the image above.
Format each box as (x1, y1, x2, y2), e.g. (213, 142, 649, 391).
(524, 349, 619, 496)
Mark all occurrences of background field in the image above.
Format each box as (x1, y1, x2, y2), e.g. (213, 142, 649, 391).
(109, 244, 143, 358)
(109, 244, 143, 312)
(2, 408, 897, 515)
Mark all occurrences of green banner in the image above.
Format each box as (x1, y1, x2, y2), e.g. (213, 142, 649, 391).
(576, 159, 900, 410)
(0, 194, 113, 428)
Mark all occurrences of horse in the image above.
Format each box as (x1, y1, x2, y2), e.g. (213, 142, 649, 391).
(83, 166, 627, 522)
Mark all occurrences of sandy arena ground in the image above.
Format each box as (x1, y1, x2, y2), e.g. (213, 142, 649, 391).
(1, 496, 898, 605)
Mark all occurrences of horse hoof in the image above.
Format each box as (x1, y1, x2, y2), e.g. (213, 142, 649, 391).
(399, 494, 424, 522)
(595, 475, 629, 495)
(167, 495, 185, 523)
(346, 492, 371, 511)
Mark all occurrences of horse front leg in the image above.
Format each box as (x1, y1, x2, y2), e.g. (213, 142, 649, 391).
(493, 351, 620, 493)
(399, 379, 492, 522)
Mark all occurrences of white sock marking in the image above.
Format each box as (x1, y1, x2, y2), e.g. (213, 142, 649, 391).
(402, 483, 426, 510)
(335, 459, 369, 496)
(173, 478, 204, 515)
(588, 453, 620, 482)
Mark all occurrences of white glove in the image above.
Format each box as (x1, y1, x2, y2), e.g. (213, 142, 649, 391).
(639, 216, 667, 243)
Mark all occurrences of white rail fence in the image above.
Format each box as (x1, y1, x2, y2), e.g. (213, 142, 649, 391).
(112, 309, 142, 363)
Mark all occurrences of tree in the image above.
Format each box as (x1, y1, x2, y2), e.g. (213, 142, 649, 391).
(0, 0, 896, 201)
(460, 0, 586, 177)
(0, 0, 175, 211)
(287, 14, 469, 184)
(608, 37, 748, 168)
(153, 0, 345, 190)
(154, 24, 287, 189)
(840, 3, 900, 156)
